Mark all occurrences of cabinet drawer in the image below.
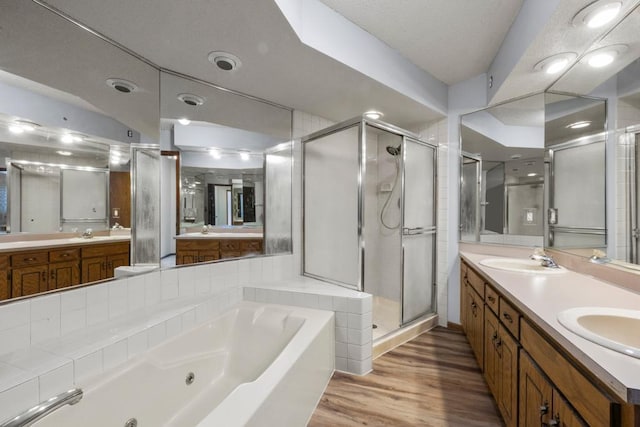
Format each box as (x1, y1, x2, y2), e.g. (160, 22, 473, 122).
(499, 297, 520, 339)
(176, 239, 220, 251)
(485, 284, 499, 315)
(220, 251, 241, 259)
(50, 248, 80, 262)
(11, 251, 48, 268)
(462, 262, 485, 298)
(81, 242, 129, 258)
(219, 240, 240, 251)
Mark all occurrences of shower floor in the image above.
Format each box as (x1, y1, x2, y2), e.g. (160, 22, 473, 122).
(372, 296, 401, 341)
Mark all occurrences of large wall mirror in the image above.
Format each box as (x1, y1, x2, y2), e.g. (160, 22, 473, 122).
(0, 0, 160, 301)
(460, 92, 607, 250)
(159, 71, 293, 268)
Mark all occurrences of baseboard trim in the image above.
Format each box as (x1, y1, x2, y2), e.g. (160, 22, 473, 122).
(447, 321, 463, 332)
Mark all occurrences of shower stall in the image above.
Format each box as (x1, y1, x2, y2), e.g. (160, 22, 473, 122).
(303, 117, 437, 340)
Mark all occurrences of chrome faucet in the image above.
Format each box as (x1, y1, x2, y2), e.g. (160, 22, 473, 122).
(0, 388, 83, 427)
(81, 228, 93, 239)
(530, 248, 560, 269)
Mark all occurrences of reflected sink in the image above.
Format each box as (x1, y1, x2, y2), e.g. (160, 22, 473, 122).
(479, 257, 566, 274)
(558, 307, 640, 358)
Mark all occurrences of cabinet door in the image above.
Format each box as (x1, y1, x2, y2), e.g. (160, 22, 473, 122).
(107, 252, 129, 278)
(177, 250, 199, 265)
(199, 250, 220, 263)
(519, 351, 553, 427)
(498, 326, 518, 427)
(484, 308, 500, 397)
(0, 256, 9, 301)
(466, 285, 484, 367)
(552, 391, 587, 427)
(49, 261, 80, 290)
(82, 257, 105, 283)
(12, 265, 48, 297)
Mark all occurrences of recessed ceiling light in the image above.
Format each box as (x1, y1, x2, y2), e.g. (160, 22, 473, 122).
(364, 110, 383, 120)
(178, 118, 191, 126)
(177, 93, 205, 106)
(60, 134, 74, 143)
(527, 173, 537, 177)
(240, 152, 250, 161)
(8, 124, 24, 134)
(533, 52, 577, 75)
(15, 120, 39, 132)
(57, 150, 72, 156)
(209, 149, 221, 159)
(567, 120, 592, 129)
(208, 51, 242, 72)
(572, 1, 622, 28)
(584, 44, 627, 68)
(106, 78, 138, 93)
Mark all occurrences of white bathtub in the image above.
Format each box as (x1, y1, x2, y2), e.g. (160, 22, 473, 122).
(34, 301, 335, 427)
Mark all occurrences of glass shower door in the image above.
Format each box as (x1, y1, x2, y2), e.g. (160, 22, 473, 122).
(401, 138, 437, 324)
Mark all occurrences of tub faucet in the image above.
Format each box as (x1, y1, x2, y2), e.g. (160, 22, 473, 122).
(530, 248, 560, 268)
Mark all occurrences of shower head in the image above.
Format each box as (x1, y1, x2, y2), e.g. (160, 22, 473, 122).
(386, 145, 401, 156)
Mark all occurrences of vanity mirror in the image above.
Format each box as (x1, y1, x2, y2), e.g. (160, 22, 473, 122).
(459, 92, 607, 250)
(159, 71, 293, 267)
(0, 0, 160, 301)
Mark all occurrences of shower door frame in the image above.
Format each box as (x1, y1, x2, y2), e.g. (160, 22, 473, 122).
(627, 125, 640, 264)
(302, 116, 438, 321)
(400, 136, 438, 325)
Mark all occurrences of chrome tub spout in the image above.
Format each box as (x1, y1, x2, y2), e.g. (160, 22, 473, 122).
(0, 388, 83, 427)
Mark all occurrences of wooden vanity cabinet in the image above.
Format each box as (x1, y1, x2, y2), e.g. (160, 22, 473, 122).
(176, 237, 263, 265)
(10, 251, 50, 297)
(81, 242, 130, 283)
(461, 263, 484, 367)
(460, 258, 624, 427)
(0, 255, 9, 300)
(49, 248, 80, 290)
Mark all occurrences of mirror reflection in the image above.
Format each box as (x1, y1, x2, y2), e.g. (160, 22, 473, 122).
(459, 92, 607, 251)
(0, 0, 159, 301)
(159, 71, 292, 268)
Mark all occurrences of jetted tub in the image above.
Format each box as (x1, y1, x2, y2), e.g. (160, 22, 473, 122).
(34, 301, 335, 427)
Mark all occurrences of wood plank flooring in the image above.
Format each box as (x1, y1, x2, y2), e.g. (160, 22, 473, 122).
(308, 327, 503, 427)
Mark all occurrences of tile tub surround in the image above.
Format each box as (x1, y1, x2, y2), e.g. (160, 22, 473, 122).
(244, 277, 373, 375)
(0, 254, 372, 423)
(0, 254, 299, 423)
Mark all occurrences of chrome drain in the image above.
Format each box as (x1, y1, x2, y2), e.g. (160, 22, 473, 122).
(124, 418, 137, 427)
(186, 372, 195, 385)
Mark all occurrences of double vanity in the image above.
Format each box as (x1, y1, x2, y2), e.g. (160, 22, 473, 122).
(174, 228, 263, 265)
(460, 249, 640, 426)
(0, 235, 130, 301)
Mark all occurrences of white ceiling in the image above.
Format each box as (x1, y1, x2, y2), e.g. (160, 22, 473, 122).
(8, 0, 640, 131)
(319, 0, 523, 85)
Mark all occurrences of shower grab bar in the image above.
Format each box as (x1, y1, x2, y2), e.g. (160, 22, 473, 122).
(1, 388, 83, 427)
(402, 226, 436, 235)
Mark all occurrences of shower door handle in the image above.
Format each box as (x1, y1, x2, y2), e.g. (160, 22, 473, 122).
(403, 227, 423, 235)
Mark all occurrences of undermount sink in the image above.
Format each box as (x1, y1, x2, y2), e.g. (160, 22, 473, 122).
(479, 257, 566, 274)
(558, 307, 640, 359)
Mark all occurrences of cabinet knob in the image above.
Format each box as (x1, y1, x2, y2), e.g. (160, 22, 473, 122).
(503, 312, 513, 323)
(487, 295, 495, 303)
(41, 271, 46, 281)
(539, 402, 549, 415)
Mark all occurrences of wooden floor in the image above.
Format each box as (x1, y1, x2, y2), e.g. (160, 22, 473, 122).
(308, 327, 503, 427)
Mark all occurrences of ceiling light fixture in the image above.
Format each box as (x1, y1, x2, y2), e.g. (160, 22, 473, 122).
(177, 93, 205, 107)
(584, 45, 627, 68)
(15, 120, 39, 132)
(106, 78, 138, 94)
(208, 51, 242, 72)
(60, 134, 74, 144)
(566, 120, 592, 129)
(209, 149, 221, 159)
(8, 124, 24, 134)
(533, 52, 577, 75)
(572, 1, 622, 28)
(178, 118, 191, 126)
(364, 110, 383, 120)
(527, 173, 537, 177)
(240, 152, 250, 161)
(57, 150, 72, 156)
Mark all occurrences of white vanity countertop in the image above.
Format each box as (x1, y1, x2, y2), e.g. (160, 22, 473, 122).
(0, 235, 130, 252)
(174, 233, 263, 239)
(461, 251, 640, 404)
